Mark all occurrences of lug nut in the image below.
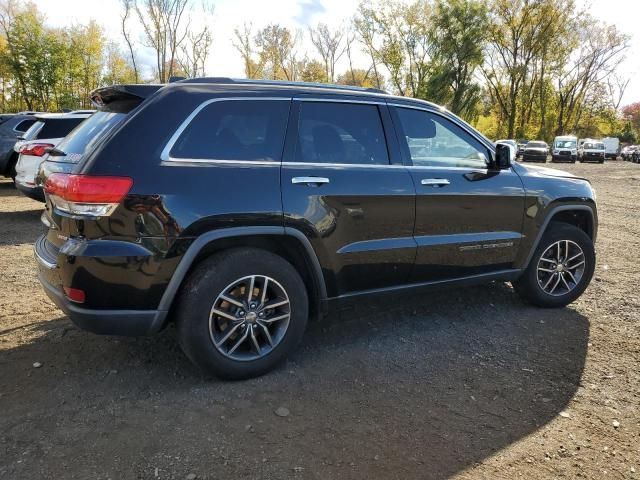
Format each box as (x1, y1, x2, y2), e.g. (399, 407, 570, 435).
(239, 310, 245, 316)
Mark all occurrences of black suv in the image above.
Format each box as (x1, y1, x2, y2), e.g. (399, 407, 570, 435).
(35, 79, 597, 379)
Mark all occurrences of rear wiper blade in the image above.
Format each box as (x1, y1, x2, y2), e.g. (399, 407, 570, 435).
(47, 147, 66, 156)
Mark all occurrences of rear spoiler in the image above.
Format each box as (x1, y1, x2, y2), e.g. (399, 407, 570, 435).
(90, 84, 164, 113)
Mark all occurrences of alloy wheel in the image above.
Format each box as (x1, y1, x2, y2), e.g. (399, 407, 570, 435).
(209, 275, 291, 361)
(536, 240, 586, 297)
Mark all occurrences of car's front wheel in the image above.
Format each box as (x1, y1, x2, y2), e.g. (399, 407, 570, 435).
(176, 248, 309, 379)
(513, 223, 595, 308)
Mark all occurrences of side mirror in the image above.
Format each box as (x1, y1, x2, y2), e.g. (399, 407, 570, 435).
(494, 143, 514, 170)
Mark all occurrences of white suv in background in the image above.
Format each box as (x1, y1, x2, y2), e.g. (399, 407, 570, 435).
(14, 112, 92, 201)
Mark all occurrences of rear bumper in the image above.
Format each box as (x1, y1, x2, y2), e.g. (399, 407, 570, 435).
(15, 182, 44, 202)
(34, 235, 168, 336)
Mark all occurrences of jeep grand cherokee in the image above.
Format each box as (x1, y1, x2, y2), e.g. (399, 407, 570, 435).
(35, 79, 597, 379)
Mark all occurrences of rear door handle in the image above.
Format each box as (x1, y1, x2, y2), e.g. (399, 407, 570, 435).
(421, 178, 450, 187)
(291, 176, 330, 186)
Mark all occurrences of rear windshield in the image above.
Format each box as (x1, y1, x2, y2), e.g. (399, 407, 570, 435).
(51, 111, 126, 163)
(37, 117, 87, 139)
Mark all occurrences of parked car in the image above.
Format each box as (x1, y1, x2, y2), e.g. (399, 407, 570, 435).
(621, 145, 638, 161)
(521, 140, 549, 163)
(578, 140, 606, 163)
(0, 115, 39, 182)
(602, 137, 620, 159)
(633, 148, 640, 163)
(35, 79, 598, 379)
(517, 140, 529, 157)
(552, 135, 578, 162)
(14, 113, 92, 201)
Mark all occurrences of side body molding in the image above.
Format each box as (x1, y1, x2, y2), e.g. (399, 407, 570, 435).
(150, 226, 328, 332)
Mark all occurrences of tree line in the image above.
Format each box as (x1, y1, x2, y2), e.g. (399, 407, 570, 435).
(0, 0, 637, 143)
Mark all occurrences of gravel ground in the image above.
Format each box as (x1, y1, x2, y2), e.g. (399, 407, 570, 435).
(0, 161, 638, 479)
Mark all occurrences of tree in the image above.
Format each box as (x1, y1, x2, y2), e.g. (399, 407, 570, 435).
(308, 23, 345, 82)
(426, 0, 488, 119)
(232, 23, 261, 79)
(103, 42, 138, 85)
(178, 1, 214, 78)
(120, 0, 139, 82)
(355, 0, 432, 97)
(254, 24, 299, 81)
(555, 18, 629, 135)
(622, 102, 640, 132)
(482, 0, 574, 138)
(336, 68, 382, 88)
(300, 58, 328, 83)
(136, 0, 190, 82)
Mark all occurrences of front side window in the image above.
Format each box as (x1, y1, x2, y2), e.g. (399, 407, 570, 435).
(396, 108, 489, 168)
(170, 100, 290, 161)
(296, 102, 389, 165)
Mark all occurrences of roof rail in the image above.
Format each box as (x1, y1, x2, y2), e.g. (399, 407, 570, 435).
(177, 77, 388, 95)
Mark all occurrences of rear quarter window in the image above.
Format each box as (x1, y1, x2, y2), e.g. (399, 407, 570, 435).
(14, 119, 36, 133)
(169, 99, 291, 161)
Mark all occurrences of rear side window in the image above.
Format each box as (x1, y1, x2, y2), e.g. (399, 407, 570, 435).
(296, 102, 389, 165)
(53, 112, 126, 163)
(170, 100, 291, 161)
(37, 118, 86, 139)
(14, 119, 36, 132)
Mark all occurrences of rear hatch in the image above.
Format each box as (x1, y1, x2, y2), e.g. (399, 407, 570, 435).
(40, 85, 162, 252)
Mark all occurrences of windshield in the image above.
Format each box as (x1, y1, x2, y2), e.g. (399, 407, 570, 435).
(52, 111, 126, 163)
(584, 142, 604, 150)
(555, 140, 576, 149)
(527, 142, 547, 148)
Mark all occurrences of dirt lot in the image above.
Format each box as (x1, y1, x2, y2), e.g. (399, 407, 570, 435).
(0, 161, 638, 479)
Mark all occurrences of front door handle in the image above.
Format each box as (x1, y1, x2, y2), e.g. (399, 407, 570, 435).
(421, 178, 450, 187)
(291, 176, 330, 186)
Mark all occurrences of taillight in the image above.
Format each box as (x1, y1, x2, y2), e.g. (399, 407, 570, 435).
(20, 143, 54, 157)
(44, 173, 133, 217)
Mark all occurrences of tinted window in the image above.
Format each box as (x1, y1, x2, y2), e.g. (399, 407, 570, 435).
(53, 112, 126, 163)
(527, 142, 547, 148)
(396, 108, 488, 168)
(14, 119, 36, 132)
(22, 121, 45, 141)
(37, 117, 87, 139)
(170, 100, 290, 161)
(297, 102, 389, 165)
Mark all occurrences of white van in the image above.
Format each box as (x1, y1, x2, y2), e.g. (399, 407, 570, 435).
(552, 135, 578, 163)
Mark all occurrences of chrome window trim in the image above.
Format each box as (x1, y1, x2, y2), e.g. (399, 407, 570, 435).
(161, 159, 279, 167)
(281, 161, 404, 169)
(292, 97, 386, 106)
(160, 96, 292, 163)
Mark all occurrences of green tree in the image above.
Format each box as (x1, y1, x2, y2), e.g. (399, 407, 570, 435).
(426, 0, 488, 119)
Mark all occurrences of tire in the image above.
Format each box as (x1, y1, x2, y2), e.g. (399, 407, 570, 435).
(176, 247, 309, 379)
(513, 222, 595, 308)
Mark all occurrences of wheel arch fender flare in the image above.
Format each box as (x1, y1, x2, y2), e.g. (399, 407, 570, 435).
(149, 226, 327, 332)
(522, 204, 596, 269)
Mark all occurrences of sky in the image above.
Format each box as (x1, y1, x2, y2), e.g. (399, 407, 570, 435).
(33, 0, 640, 106)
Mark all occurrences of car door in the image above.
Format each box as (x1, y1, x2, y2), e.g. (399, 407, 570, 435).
(389, 104, 526, 283)
(281, 97, 416, 297)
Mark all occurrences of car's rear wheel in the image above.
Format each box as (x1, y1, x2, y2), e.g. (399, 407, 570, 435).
(176, 248, 308, 379)
(513, 223, 595, 308)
